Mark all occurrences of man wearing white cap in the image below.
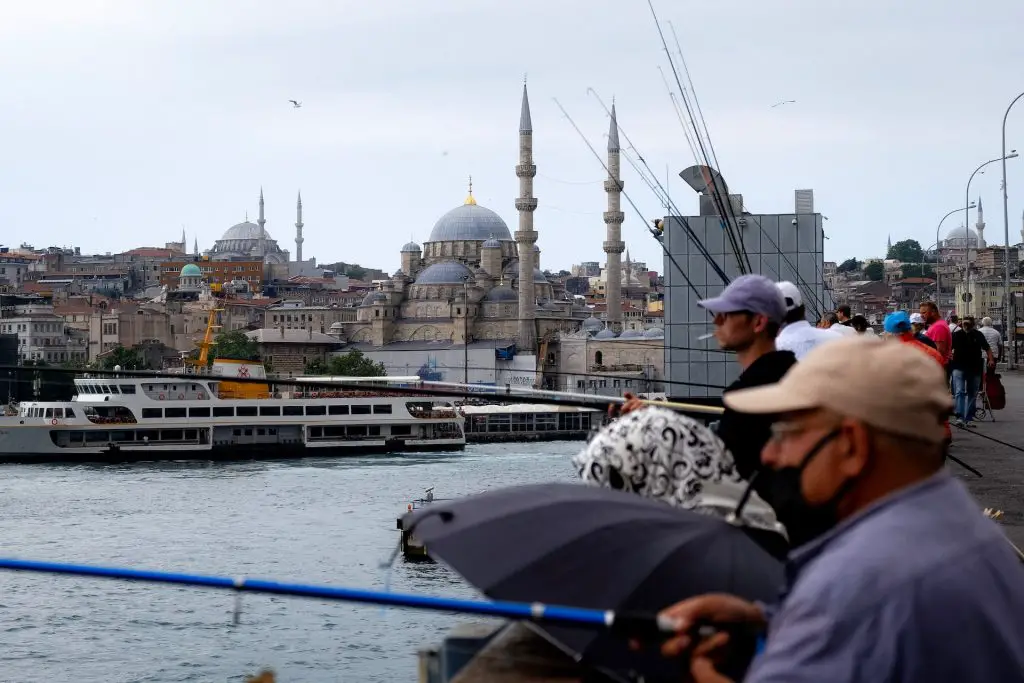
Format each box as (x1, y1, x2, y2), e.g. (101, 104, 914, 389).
(774, 281, 842, 360)
(909, 312, 937, 349)
(656, 337, 1024, 682)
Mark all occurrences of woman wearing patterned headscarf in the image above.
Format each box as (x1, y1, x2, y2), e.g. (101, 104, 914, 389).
(573, 406, 786, 555)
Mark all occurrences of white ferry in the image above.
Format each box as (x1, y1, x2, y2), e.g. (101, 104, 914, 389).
(0, 360, 465, 463)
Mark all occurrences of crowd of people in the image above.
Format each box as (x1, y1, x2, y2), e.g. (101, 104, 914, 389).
(576, 274, 1024, 682)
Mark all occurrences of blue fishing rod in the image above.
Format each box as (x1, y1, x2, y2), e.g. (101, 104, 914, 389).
(0, 557, 684, 637)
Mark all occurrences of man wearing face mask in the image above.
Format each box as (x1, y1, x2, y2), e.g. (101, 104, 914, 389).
(656, 337, 1024, 683)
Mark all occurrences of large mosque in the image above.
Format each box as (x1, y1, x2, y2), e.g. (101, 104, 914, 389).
(207, 189, 292, 265)
(340, 83, 620, 349)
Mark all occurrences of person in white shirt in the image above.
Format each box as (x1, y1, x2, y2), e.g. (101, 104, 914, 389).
(774, 281, 843, 359)
(979, 317, 1003, 363)
(821, 311, 859, 337)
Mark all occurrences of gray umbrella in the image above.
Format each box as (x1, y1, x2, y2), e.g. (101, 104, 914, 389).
(404, 482, 783, 682)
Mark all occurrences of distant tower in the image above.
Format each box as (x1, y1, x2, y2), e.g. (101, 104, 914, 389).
(515, 80, 538, 351)
(1020, 209, 1023, 245)
(257, 187, 267, 260)
(180, 227, 186, 252)
(887, 234, 892, 254)
(193, 237, 199, 256)
(295, 191, 304, 263)
(976, 196, 986, 247)
(603, 102, 626, 332)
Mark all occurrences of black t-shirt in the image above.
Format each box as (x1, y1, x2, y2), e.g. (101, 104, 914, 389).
(915, 332, 937, 349)
(950, 328, 990, 375)
(718, 350, 797, 499)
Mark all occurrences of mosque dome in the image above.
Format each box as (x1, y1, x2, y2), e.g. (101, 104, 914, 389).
(594, 328, 618, 339)
(619, 329, 644, 339)
(533, 244, 541, 252)
(482, 236, 502, 249)
(180, 263, 201, 277)
(221, 221, 267, 241)
(400, 241, 421, 253)
(360, 291, 385, 306)
(945, 226, 979, 243)
(414, 261, 474, 285)
(370, 292, 388, 303)
(485, 286, 519, 302)
(428, 203, 512, 242)
(644, 327, 665, 339)
(582, 317, 603, 332)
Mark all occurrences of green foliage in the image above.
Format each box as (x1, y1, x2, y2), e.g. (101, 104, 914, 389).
(213, 330, 260, 362)
(900, 264, 935, 279)
(323, 349, 386, 377)
(864, 261, 884, 281)
(304, 358, 328, 375)
(886, 239, 924, 263)
(101, 345, 147, 370)
(837, 258, 862, 273)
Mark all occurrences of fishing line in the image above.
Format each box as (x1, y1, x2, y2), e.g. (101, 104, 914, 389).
(953, 423, 1024, 454)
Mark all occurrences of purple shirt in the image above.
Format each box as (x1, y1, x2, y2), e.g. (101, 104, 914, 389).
(746, 472, 1024, 682)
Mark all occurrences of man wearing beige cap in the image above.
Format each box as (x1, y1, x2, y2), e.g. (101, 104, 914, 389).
(657, 337, 1024, 683)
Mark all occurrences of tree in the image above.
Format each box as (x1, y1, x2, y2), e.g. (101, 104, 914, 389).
(101, 345, 147, 370)
(887, 239, 924, 263)
(325, 349, 386, 377)
(864, 261, 884, 281)
(213, 330, 260, 361)
(305, 358, 328, 375)
(900, 264, 935, 279)
(837, 258, 862, 273)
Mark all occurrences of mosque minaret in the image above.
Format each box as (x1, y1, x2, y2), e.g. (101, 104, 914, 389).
(515, 81, 539, 350)
(603, 102, 626, 332)
(295, 191, 304, 263)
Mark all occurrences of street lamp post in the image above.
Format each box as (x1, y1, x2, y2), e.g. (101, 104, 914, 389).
(966, 153, 1018, 317)
(935, 204, 975, 312)
(1002, 92, 1024, 367)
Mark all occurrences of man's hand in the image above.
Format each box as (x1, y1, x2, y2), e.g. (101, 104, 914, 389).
(607, 392, 646, 419)
(658, 593, 765, 658)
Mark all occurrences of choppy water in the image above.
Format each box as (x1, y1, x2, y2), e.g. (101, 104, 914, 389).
(0, 442, 579, 682)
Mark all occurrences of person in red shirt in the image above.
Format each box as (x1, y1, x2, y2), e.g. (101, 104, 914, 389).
(887, 311, 952, 444)
(919, 301, 952, 361)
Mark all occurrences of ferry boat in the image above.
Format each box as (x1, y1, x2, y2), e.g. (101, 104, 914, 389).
(0, 361, 465, 463)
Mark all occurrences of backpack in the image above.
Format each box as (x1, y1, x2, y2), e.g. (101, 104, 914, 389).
(986, 370, 1007, 410)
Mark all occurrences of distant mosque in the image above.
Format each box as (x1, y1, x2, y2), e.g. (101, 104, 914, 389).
(338, 82, 630, 349)
(208, 189, 292, 265)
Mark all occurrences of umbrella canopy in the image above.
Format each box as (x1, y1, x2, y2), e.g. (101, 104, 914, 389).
(404, 482, 783, 681)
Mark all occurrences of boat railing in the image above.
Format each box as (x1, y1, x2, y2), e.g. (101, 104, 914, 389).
(84, 416, 138, 425)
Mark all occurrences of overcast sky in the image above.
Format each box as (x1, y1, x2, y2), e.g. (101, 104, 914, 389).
(2, 1, 1023, 274)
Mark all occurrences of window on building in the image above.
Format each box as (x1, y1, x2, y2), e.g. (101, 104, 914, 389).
(594, 351, 603, 365)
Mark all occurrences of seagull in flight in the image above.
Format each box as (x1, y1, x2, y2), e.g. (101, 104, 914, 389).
(289, 100, 302, 109)
(771, 100, 796, 108)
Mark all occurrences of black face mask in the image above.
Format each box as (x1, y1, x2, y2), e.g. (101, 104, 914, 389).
(770, 428, 857, 548)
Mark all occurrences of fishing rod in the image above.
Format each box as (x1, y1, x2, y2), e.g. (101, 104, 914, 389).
(0, 556, 685, 636)
(0, 365, 725, 417)
(647, 1, 751, 275)
(422, 381, 724, 416)
(550, 97, 703, 301)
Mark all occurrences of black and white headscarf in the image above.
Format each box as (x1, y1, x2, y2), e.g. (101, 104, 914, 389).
(573, 407, 781, 533)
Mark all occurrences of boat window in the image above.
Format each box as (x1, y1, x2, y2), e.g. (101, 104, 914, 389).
(256, 428, 265, 436)
(309, 426, 323, 437)
(189, 407, 211, 418)
(305, 405, 326, 416)
(373, 404, 392, 414)
(268, 428, 277, 436)
(137, 430, 158, 442)
(348, 425, 368, 436)
(161, 430, 184, 441)
(243, 428, 253, 436)
(232, 428, 241, 436)
(352, 405, 371, 415)
(65, 408, 75, 418)
(185, 429, 198, 440)
(142, 408, 162, 419)
(165, 407, 187, 418)
(44, 408, 53, 418)
(109, 385, 121, 394)
(328, 404, 349, 415)
(282, 405, 303, 416)
(110, 431, 134, 442)
(86, 431, 111, 443)
(68, 431, 84, 443)
(368, 425, 381, 436)
(119, 385, 137, 394)
(391, 425, 412, 436)
(213, 407, 234, 417)
(259, 406, 281, 416)
(236, 406, 257, 417)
